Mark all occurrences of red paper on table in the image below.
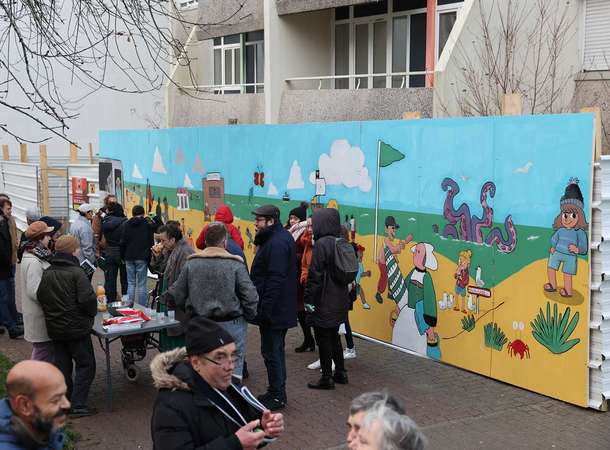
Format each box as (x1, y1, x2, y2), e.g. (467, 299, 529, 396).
(116, 308, 151, 321)
(103, 316, 143, 326)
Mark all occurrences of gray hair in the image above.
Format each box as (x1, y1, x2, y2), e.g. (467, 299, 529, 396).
(25, 207, 41, 222)
(350, 391, 405, 416)
(362, 404, 426, 450)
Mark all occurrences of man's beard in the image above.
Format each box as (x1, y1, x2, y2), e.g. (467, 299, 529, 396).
(32, 405, 69, 436)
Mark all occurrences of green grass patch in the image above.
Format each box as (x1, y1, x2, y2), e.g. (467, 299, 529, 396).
(0, 352, 79, 449)
(484, 322, 508, 351)
(461, 314, 476, 332)
(531, 302, 580, 354)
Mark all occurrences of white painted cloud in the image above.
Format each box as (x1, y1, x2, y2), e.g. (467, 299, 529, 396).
(514, 162, 533, 174)
(268, 182, 279, 196)
(309, 139, 372, 192)
(184, 173, 193, 189)
(131, 163, 143, 179)
(287, 160, 305, 190)
(152, 147, 167, 174)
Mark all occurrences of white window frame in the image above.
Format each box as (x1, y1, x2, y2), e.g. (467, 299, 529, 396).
(331, 2, 462, 89)
(435, 3, 462, 62)
(244, 37, 264, 93)
(213, 35, 242, 94)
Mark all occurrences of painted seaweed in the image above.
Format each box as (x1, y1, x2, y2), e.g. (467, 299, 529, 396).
(530, 302, 580, 354)
(484, 322, 508, 351)
(461, 314, 476, 332)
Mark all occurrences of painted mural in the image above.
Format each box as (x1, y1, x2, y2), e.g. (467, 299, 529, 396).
(100, 114, 594, 406)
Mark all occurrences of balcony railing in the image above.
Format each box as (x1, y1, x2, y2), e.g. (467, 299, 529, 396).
(178, 83, 264, 94)
(285, 71, 432, 90)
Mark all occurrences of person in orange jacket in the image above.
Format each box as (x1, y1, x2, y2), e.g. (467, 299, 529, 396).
(195, 205, 244, 250)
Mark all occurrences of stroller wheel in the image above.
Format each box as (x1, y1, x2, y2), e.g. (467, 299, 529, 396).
(125, 364, 140, 383)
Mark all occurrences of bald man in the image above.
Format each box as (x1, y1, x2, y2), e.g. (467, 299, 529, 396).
(0, 360, 70, 449)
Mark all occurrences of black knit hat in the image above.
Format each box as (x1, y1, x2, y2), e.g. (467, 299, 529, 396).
(186, 317, 235, 356)
(560, 178, 584, 210)
(289, 201, 309, 222)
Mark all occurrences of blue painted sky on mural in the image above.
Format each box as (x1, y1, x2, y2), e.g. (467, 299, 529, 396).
(100, 113, 593, 229)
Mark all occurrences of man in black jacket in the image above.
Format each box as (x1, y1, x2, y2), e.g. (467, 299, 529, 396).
(37, 235, 98, 417)
(150, 317, 284, 450)
(250, 205, 296, 411)
(121, 205, 156, 306)
(101, 203, 128, 302)
(304, 208, 350, 390)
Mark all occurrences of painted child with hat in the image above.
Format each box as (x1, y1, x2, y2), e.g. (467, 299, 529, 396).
(544, 178, 589, 298)
(375, 216, 412, 304)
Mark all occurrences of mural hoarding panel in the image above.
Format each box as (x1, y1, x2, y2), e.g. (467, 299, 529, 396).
(100, 114, 594, 406)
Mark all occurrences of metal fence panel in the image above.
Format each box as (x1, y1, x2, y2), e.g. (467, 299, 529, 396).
(67, 164, 100, 223)
(1, 162, 39, 230)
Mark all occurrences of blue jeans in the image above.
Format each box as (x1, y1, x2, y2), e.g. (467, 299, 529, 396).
(259, 326, 288, 401)
(218, 317, 247, 379)
(126, 260, 148, 306)
(0, 277, 18, 331)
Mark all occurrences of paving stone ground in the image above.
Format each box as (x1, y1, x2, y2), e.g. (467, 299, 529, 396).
(2, 269, 610, 449)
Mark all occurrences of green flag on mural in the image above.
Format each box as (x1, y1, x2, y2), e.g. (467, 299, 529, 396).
(379, 141, 405, 167)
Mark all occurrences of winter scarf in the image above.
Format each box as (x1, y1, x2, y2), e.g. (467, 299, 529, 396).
(18, 240, 53, 264)
(288, 220, 308, 242)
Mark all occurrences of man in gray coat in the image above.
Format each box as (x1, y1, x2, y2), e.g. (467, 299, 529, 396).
(69, 204, 96, 278)
(168, 222, 258, 379)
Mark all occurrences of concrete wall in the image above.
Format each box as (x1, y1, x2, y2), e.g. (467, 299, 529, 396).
(196, 0, 264, 40)
(278, 88, 433, 123)
(571, 72, 610, 155)
(168, 87, 265, 126)
(434, 0, 583, 117)
(265, 2, 333, 122)
(276, 0, 369, 16)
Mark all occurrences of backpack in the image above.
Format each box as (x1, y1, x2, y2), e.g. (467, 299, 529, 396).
(332, 237, 358, 285)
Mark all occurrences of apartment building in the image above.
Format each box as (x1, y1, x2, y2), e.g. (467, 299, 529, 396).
(167, 0, 610, 151)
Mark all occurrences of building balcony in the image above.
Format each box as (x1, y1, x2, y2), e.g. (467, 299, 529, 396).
(280, 73, 433, 122)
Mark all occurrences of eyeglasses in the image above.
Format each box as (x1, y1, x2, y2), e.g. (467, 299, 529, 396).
(202, 354, 238, 369)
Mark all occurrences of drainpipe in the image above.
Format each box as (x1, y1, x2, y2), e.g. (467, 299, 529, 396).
(425, 0, 436, 87)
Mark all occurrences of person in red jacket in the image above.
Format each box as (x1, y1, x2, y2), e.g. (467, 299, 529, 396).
(195, 205, 244, 250)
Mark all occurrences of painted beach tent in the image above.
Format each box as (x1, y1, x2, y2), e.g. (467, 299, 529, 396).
(100, 113, 610, 409)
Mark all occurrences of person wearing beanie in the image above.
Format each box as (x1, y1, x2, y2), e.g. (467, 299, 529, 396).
(69, 203, 96, 277)
(37, 235, 97, 417)
(250, 204, 297, 411)
(19, 221, 55, 361)
(286, 202, 315, 353)
(544, 178, 589, 297)
(101, 202, 128, 302)
(120, 205, 157, 306)
(150, 317, 285, 450)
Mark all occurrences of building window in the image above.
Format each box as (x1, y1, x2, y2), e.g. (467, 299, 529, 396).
(333, 1, 462, 88)
(176, 0, 197, 10)
(583, 0, 610, 71)
(213, 31, 264, 93)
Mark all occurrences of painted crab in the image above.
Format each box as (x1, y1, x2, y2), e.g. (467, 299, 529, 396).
(507, 339, 530, 359)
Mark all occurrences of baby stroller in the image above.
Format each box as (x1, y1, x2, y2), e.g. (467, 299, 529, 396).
(117, 282, 162, 382)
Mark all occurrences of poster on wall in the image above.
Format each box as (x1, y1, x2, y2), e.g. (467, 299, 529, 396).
(98, 158, 124, 205)
(71, 177, 89, 209)
(100, 114, 594, 407)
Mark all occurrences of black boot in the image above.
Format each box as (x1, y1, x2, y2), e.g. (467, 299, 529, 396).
(295, 311, 315, 352)
(295, 341, 315, 353)
(333, 370, 349, 385)
(307, 376, 335, 390)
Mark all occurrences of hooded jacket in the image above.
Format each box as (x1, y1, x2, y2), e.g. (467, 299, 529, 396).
(303, 208, 350, 328)
(0, 399, 64, 450)
(120, 215, 156, 261)
(170, 247, 258, 322)
(150, 348, 262, 450)
(101, 213, 127, 248)
(250, 222, 297, 329)
(36, 253, 97, 341)
(195, 206, 244, 250)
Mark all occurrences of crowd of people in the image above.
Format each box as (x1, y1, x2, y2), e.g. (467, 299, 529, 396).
(0, 193, 426, 449)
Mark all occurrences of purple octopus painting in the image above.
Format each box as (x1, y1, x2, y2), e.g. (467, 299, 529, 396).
(440, 177, 517, 253)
